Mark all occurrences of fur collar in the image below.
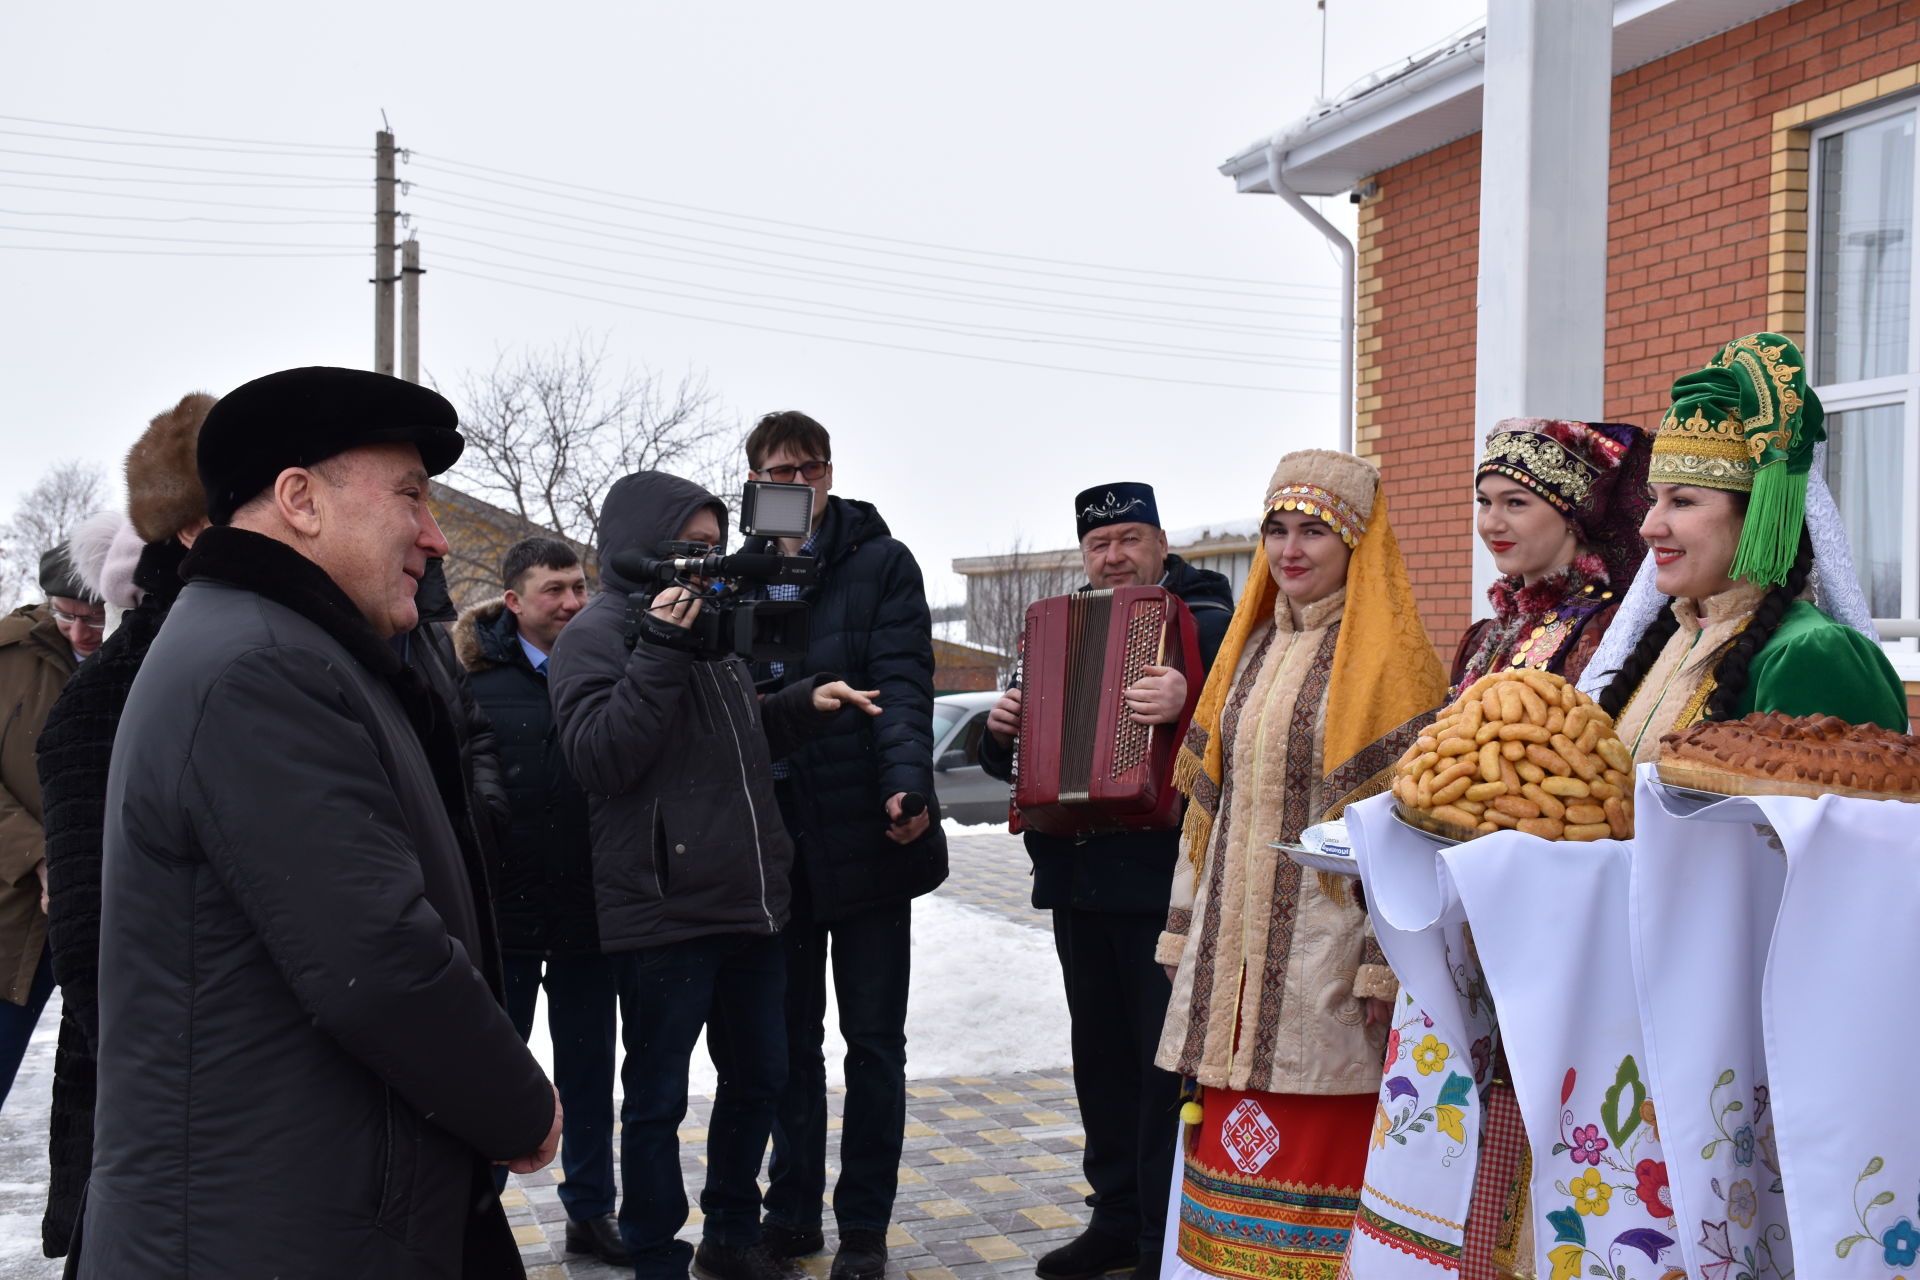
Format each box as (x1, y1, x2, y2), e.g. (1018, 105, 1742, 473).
(180, 526, 400, 678)
(130, 538, 190, 607)
(1486, 552, 1608, 621)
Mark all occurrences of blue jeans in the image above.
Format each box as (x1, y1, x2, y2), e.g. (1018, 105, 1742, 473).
(0, 946, 54, 1110)
(764, 875, 911, 1234)
(617, 933, 786, 1280)
(492, 953, 620, 1220)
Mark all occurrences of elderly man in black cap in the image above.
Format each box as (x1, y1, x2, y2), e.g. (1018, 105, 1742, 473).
(79, 368, 559, 1279)
(978, 483, 1233, 1280)
(0, 543, 101, 1110)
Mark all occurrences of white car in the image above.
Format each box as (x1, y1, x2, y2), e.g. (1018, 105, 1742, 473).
(930, 690, 1011, 827)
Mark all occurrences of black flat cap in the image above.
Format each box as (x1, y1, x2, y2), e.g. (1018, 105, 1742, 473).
(198, 366, 465, 525)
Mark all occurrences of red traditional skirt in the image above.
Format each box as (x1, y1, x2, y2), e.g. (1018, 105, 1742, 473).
(1176, 1087, 1375, 1280)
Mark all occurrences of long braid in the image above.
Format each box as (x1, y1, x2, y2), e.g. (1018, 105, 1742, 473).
(1702, 528, 1816, 720)
(1597, 607, 1681, 718)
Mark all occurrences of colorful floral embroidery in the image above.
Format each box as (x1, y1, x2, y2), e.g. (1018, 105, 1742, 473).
(1836, 1156, 1920, 1273)
(1544, 1059, 1679, 1279)
(1696, 1067, 1788, 1280)
(1412, 1035, 1450, 1076)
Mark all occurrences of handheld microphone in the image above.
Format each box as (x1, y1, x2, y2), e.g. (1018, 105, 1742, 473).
(893, 793, 928, 825)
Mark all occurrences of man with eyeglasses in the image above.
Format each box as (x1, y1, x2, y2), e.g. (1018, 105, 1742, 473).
(0, 543, 101, 1107)
(743, 411, 946, 1280)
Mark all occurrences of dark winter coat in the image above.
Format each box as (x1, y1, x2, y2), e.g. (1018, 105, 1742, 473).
(78, 526, 552, 1280)
(745, 495, 947, 921)
(37, 538, 184, 1257)
(0, 602, 76, 1004)
(549, 471, 837, 952)
(413, 560, 511, 859)
(979, 554, 1235, 915)
(456, 599, 598, 954)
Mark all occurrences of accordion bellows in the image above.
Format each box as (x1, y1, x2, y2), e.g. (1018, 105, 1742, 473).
(1014, 585, 1200, 836)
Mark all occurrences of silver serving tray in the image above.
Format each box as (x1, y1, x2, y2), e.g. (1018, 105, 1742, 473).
(1391, 810, 1466, 847)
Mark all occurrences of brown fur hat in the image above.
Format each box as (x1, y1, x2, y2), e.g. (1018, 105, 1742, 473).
(126, 392, 217, 543)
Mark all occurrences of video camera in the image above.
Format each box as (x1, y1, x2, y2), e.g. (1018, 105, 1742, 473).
(611, 480, 820, 663)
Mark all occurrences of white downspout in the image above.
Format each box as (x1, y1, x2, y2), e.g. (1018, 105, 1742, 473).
(1266, 144, 1355, 453)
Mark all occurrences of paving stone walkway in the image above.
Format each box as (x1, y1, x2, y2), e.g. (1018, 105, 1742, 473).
(504, 828, 1092, 1279)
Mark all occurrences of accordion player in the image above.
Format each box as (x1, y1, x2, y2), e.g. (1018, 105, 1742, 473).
(1012, 584, 1201, 836)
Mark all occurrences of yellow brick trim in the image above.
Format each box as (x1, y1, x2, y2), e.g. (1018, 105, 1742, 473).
(1767, 61, 1920, 347)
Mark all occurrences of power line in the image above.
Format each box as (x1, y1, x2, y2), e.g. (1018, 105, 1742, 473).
(0, 146, 361, 181)
(434, 263, 1331, 396)
(408, 180, 1330, 319)
(416, 209, 1332, 340)
(0, 223, 359, 249)
(0, 113, 365, 153)
(411, 149, 1339, 294)
(409, 159, 1332, 303)
(0, 167, 360, 190)
(430, 246, 1329, 370)
(0, 180, 363, 215)
(1, 207, 365, 228)
(0, 243, 362, 258)
(0, 127, 370, 162)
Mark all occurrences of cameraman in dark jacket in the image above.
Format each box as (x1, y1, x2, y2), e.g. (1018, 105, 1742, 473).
(978, 483, 1233, 1280)
(549, 470, 880, 1280)
(738, 412, 946, 1280)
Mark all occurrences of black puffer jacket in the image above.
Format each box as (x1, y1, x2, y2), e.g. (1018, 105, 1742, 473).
(37, 538, 185, 1257)
(549, 472, 837, 952)
(979, 554, 1235, 914)
(456, 600, 597, 954)
(746, 495, 947, 920)
(79, 527, 551, 1280)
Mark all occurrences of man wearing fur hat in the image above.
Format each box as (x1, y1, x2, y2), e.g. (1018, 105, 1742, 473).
(79, 368, 559, 1279)
(35, 392, 212, 1256)
(0, 542, 101, 1110)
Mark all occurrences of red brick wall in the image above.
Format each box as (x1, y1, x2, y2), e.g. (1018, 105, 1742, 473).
(1606, 0, 1920, 424)
(1354, 135, 1482, 656)
(1359, 0, 1920, 649)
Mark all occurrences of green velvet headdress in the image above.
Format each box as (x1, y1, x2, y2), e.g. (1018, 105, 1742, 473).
(1648, 332, 1825, 587)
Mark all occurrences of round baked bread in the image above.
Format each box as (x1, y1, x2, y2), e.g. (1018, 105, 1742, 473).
(1391, 669, 1635, 841)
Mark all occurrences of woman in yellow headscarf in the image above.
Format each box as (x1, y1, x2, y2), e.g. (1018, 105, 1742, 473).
(1154, 449, 1448, 1280)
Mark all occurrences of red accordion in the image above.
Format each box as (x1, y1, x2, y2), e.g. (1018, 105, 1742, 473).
(1012, 585, 1201, 836)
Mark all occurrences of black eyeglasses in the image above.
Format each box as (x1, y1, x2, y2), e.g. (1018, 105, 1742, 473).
(49, 605, 106, 632)
(757, 459, 830, 483)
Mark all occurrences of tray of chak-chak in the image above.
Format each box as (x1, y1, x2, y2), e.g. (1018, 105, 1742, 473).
(1388, 668, 1637, 844)
(1655, 712, 1920, 803)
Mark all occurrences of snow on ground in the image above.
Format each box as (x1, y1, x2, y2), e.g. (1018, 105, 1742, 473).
(940, 816, 1010, 838)
(0, 994, 61, 1280)
(530, 890, 1067, 1101)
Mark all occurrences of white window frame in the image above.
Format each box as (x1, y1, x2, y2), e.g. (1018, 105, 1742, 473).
(1805, 96, 1920, 676)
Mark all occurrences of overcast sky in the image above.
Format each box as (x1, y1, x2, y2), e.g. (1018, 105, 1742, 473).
(3, 0, 1483, 609)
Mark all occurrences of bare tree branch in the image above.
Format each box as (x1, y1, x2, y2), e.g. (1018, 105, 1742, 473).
(437, 332, 742, 608)
(964, 537, 1083, 684)
(0, 460, 110, 612)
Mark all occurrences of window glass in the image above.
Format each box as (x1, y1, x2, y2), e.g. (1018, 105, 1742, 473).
(932, 700, 965, 740)
(957, 712, 989, 766)
(1815, 114, 1915, 385)
(1823, 403, 1907, 617)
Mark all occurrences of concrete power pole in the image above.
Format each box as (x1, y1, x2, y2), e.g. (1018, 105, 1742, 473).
(373, 130, 398, 376)
(400, 237, 422, 383)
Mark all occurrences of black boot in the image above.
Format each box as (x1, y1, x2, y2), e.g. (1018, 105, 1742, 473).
(761, 1221, 827, 1259)
(694, 1241, 805, 1280)
(563, 1214, 632, 1266)
(828, 1228, 889, 1280)
(1035, 1228, 1139, 1280)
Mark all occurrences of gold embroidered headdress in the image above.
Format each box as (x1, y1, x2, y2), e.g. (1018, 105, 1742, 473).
(1651, 332, 1825, 586)
(1172, 449, 1447, 867)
